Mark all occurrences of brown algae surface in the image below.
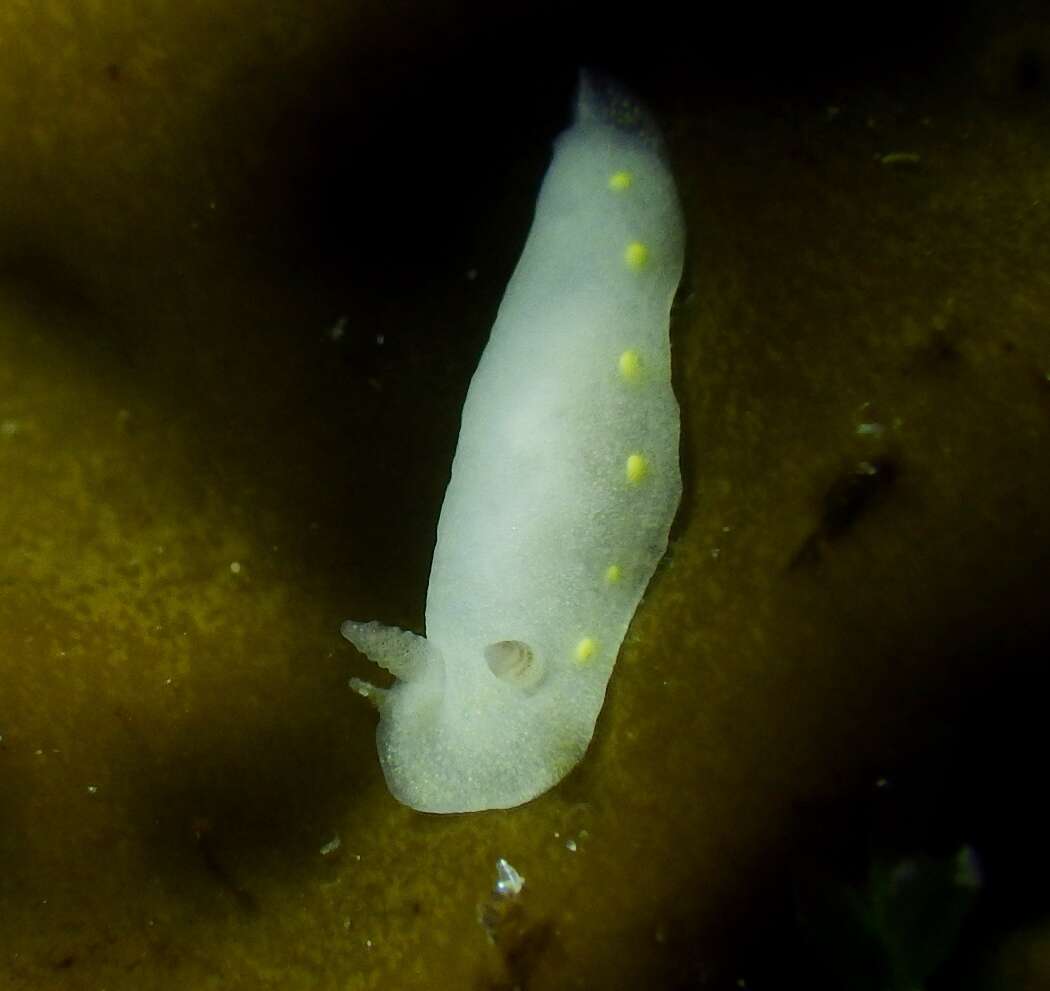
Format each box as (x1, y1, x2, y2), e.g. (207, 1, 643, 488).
(2, 3, 1050, 989)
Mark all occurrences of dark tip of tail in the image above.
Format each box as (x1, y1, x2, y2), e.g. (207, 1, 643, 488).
(574, 68, 664, 153)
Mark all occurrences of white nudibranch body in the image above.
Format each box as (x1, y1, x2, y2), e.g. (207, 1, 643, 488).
(342, 73, 684, 812)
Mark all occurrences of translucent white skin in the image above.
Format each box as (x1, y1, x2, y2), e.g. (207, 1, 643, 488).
(343, 76, 684, 813)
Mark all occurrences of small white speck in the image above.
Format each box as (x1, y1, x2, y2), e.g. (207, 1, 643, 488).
(87, 785, 98, 795)
(365, 939, 373, 949)
(375, 333, 385, 346)
(494, 858, 524, 897)
(721, 525, 731, 533)
(856, 421, 885, 438)
(710, 547, 720, 559)
(229, 561, 242, 575)
(565, 839, 577, 853)
(329, 317, 347, 341)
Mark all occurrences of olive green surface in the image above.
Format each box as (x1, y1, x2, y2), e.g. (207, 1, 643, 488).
(1, 3, 1048, 989)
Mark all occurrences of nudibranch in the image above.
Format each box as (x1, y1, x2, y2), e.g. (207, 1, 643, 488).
(343, 72, 684, 812)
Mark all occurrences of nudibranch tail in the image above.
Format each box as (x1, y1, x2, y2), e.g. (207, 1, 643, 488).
(574, 68, 664, 155)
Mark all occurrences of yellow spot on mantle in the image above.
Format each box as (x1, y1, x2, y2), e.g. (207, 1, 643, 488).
(604, 564, 622, 584)
(618, 349, 642, 382)
(624, 242, 649, 270)
(574, 638, 597, 663)
(626, 453, 648, 484)
(608, 170, 633, 191)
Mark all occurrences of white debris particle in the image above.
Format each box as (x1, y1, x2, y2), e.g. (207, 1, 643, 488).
(493, 858, 524, 898)
(328, 316, 347, 341)
(229, 561, 242, 575)
(565, 839, 577, 853)
(856, 421, 885, 438)
(320, 834, 341, 856)
(87, 785, 98, 795)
